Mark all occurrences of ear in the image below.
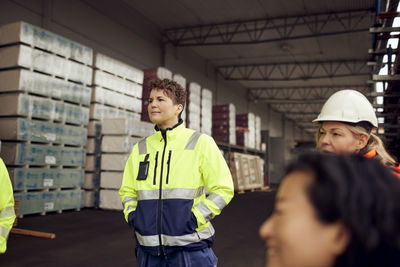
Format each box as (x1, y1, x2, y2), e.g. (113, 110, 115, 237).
(329, 223, 350, 255)
(176, 104, 183, 113)
(356, 134, 369, 150)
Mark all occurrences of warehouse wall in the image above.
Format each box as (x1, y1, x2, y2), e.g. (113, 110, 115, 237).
(0, 0, 311, 143)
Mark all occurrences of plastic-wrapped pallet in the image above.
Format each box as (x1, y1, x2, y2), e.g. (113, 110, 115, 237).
(0, 21, 91, 216)
(255, 115, 262, 150)
(212, 104, 236, 145)
(92, 52, 143, 115)
(201, 88, 213, 136)
(236, 113, 256, 149)
(187, 82, 201, 131)
(141, 67, 172, 122)
(86, 53, 145, 207)
(173, 74, 187, 123)
(98, 118, 154, 210)
(14, 189, 84, 216)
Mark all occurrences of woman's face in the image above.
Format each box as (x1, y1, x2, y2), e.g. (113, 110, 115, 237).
(148, 89, 181, 129)
(259, 171, 348, 267)
(317, 121, 366, 154)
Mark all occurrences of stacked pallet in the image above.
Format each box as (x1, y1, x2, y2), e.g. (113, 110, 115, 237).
(85, 53, 144, 207)
(99, 118, 153, 210)
(212, 104, 236, 145)
(141, 67, 173, 122)
(255, 115, 262, 150)
(229, 152, 264, 192)
(0, 21, 92, 215)
(172, 74, 187, 123)
(186, 82, 201, 131)
(236, 113, 256, 149)
(201, 88, 212, 136)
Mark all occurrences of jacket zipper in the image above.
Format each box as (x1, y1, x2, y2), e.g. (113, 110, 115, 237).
(153, 152, 158, 185)
(157, 131, 167, 256)
(166, 150, 172, 184)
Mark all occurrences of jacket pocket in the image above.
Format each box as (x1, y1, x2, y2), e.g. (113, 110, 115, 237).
(190, 211, 198, 230)
(128, 210, 136, 227)
(162, 199, 196, 235)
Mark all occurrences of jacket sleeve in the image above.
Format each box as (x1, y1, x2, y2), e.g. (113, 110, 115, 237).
(0, 158, 16, 254)
(194, 135, 234, 224)
(118, 146, 139, 223)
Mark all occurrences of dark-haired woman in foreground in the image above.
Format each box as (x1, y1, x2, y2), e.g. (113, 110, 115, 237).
(259, 153, 400, 267)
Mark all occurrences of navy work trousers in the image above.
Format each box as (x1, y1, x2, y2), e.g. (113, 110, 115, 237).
(136, 246, 218, 267)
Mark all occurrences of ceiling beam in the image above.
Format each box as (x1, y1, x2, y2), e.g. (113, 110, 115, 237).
(270, 103, 324, 113)
(284, 114, 318, 120)
(249, 85, 370, 101)
(217, 60, 370, 81)
(163, 9, 373, 46)
(256, 99, 326, 104)
(283, 111, 320, 115)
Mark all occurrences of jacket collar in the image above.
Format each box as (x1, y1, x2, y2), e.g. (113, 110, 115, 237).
(363, 149, 377, 158)
(154, 119, 185, 141)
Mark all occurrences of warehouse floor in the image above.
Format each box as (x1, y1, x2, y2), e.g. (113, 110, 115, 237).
(0, 191, 275, 267)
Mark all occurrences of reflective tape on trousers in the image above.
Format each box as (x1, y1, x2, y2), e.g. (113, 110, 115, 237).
(135, 223, 215, 247)
(137, 186, 206, 200)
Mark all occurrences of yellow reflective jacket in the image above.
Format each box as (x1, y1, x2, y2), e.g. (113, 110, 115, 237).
(119, 122, 234, 256)
(0, 158, 16, 254)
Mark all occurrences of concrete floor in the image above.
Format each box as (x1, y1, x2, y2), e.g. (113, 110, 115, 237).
(0, 191, 275, 267)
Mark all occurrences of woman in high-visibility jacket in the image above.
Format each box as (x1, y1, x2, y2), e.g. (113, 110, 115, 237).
(313, 89, 400, 178)
(0, 157, 16, 254)
(119, 78, 234, 266)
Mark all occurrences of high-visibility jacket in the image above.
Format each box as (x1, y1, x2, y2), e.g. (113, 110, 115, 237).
(0, 158, 15, 254)
(119, 122, 234, 256)
(364, 149, 400, 179)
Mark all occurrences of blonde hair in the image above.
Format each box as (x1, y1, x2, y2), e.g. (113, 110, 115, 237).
(315, 123, 396, 166)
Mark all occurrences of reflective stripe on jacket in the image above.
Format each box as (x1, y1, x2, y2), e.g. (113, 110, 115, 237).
(119, 123, 234, 256)
(364, 149, 400, 179)
(0, 158, 16, 254)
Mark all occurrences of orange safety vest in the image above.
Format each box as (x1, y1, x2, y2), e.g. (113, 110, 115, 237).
(364, 149, 400, 179)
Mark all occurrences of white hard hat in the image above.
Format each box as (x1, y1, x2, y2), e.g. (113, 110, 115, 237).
(313, 89, 378, 128)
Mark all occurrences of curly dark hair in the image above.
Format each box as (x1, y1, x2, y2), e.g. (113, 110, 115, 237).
(285, 153, 400, 267)
(149, 78, 186, 108)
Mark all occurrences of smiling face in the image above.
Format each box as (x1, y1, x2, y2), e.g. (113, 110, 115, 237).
(317, 121, 368, 154)
(259, 171, 349, 267)
(148, 88, 182, 129)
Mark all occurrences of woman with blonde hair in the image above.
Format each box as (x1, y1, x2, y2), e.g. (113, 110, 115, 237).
(313, 89, 400, 177)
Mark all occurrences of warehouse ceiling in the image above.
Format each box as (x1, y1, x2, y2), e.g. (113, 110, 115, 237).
(110, 0, 387, 133)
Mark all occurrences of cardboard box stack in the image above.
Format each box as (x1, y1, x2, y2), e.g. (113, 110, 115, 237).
(201, 88, 212, 136)
(85, 53, 144, 207)
(141, 67, 173, 122)
(212, 104, 236, 145)
(0, 21, 92, 215)
(172, 74, 187, 123)
(99, 118, 153, 210)
(229, 152, 264, 192)
(187, 82, 201, 131)
(236, 113, 256, 149)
